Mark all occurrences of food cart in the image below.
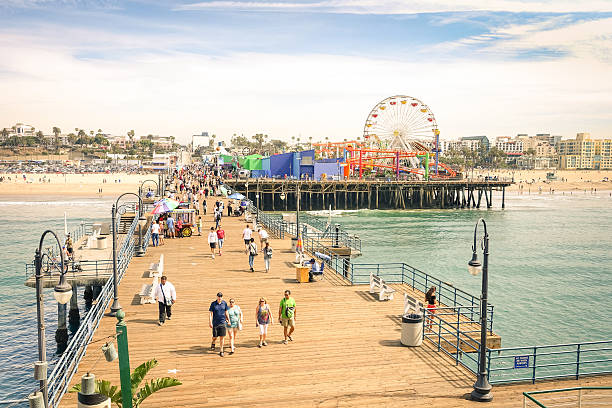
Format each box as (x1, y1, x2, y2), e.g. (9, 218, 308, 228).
(170, 208, 196, 237)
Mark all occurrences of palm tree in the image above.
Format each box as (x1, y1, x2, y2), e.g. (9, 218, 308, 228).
(52, 127, 61, 148)
(127, 130, 135, 147)
(70, 359, 181, 407)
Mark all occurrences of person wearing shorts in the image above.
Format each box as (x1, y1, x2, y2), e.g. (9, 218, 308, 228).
(255, 297, 273, 347)
(278, 290, 296, 344)
(216, 226, 225, 256)
(227, 298, 242, 354)
(208, 227, 218, 259)
(209, 292, 230, 357)
(242, 224, 253, 251)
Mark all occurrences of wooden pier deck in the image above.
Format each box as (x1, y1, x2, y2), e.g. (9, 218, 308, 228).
(60, 198, 608, 407)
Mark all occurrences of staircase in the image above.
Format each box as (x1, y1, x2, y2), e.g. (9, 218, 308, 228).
(117, 213, 136, 234)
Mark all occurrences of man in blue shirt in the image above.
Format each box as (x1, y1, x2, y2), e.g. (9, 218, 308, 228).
(209, 292, 230, 357)
(166, 215, 175, 239)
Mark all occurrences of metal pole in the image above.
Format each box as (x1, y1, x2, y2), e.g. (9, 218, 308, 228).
(34, 249, 49, 408)
(296, 182, 300, 243)
(471, 220, 492, 402)
(109, 204, 121, 316)
(115, 310, 133, 408)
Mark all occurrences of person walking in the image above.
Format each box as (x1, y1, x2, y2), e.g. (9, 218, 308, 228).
(151, 220, 160, 247)
(158, 218, 166, 245)
(208, 227, 218, 259)
(166, 214, 175, 239)
(278, 290, 296, 344)
(154, 276, 176, 326)
(203, 200, 207, 215)
(263, 242, 273, 273)
(214, 208, 222, 229)
(255, 297, 273, 347)
(242, 224, 253, 252)
(209, 292, 230, 357)
(227, 202, 232, 217)
(197, 216, 202, 236)
(216, 225, 225, 256)
(258, 228, 269, 252)
(248, 238, 258, 272)
(227, 298, 243, 354)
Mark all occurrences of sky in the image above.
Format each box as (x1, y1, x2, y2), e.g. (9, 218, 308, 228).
(0, 1, 611, 145)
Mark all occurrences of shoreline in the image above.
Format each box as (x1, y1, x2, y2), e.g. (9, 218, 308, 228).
(1, 170, 611, 196)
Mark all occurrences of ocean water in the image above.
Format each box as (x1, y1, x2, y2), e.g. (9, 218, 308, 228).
(326, 191, 612, 347)
(0, 197, 113, 405)
(1, 192, 611, 404)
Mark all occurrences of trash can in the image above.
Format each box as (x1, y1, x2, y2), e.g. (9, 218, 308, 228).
(291, 237, 298, 251)
(401, 313, 423, 347)
(97, 237, 108, 250)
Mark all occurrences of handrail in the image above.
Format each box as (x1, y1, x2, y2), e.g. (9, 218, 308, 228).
(252, 203, 612, 387)
(523, 387, 612, 408)
(47, 214, 140, 407)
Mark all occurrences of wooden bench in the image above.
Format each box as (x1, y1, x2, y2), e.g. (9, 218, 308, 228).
(369, 273, 396, 301)
(148, 254, 164, 278)
(139, 275, 158, 305)
(404, 293, 425, 315)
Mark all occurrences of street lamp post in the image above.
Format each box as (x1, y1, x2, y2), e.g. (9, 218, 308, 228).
(110, 193, 145, 316)
(467, 218, 493, 402)
(32, 230, 73, 408)
(296, 182, 300, 242)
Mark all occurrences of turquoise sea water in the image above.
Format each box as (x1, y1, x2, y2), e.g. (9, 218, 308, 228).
(327, 191, 612, 347)
(0, 197, 113, 405)
(1, 192, 611, 404)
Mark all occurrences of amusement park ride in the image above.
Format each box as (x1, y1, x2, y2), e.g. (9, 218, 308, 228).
(314, 95, 457, 180)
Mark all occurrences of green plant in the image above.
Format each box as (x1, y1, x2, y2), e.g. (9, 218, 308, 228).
(69, 359, 181, 407)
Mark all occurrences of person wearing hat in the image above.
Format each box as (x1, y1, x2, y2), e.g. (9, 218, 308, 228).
(209, 292, 230, 357)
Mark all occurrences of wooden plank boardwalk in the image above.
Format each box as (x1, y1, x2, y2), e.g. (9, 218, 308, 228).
(60, 197, 610, 407)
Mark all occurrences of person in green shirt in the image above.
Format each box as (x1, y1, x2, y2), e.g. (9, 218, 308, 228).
(278, 289, 296, 344)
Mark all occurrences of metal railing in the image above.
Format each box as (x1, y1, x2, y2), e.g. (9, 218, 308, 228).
(253, 204, 612, 387)
(351, 263, 494, 334)
(487, 340, 612, 384)
(47, 214, 142, 407)
(25, 259, 113, 279)
(423, 306, 483, 376)
(67, 222, 94, 243)
(523, 387, 612, 407)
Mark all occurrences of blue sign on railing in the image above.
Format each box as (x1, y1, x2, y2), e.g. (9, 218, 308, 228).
(514, 355, 530, 369)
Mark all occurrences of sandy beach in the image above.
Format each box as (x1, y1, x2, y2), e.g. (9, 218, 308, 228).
(470, 169, 612, 193)
(0, 173, 159, 197)
(1, 170, 611, 197)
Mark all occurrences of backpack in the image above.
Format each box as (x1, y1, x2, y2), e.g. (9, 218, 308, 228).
(283, 299, 294, 318)
(249, 243, 258, 256)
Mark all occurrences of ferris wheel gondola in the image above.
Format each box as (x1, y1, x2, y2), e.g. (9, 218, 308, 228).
(363, 95, 438, 154)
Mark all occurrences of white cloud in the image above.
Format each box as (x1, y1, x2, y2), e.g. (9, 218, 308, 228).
(432, 16, 612, 62)
(177, 0, 612, 14)
(1, 30, 611, 142)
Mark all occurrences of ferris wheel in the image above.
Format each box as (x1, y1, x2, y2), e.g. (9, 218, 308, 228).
(363, 95, 439, 152)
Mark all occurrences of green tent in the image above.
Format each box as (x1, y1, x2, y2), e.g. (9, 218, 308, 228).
(243, 154, 263, 170)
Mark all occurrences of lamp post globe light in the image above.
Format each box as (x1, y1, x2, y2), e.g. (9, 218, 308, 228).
(468, 218, 492, 402)
(110, 193, 144, 317)
(32, 230, 72, 408)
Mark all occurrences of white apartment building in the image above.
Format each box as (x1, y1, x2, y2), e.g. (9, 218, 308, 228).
(495, 136, 524, 154)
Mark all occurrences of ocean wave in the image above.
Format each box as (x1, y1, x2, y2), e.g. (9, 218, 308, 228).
(0, 201, 110, 206)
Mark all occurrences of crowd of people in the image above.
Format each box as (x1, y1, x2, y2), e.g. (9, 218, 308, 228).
(150, 165, 295, 356)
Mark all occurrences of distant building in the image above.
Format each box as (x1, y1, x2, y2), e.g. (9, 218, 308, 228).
(495, 136, 524, 154)
(460, 136, 490, 151)
(558, 133, 612, 169)
(1, 123, 37, 140)
(192, 132, 210, 151)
